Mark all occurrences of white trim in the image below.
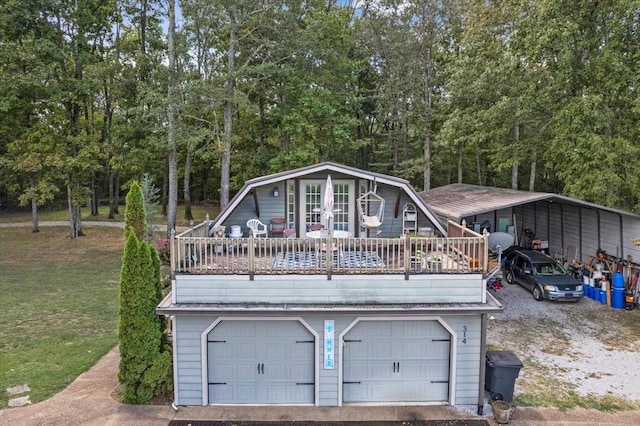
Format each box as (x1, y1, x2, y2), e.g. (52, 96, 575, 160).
(171, 315, 179, 405)
(299, 178, 355, 235)
(338, 316, 458, 406)
(200, 316, 320, 406)
(211, 162, 447, 236)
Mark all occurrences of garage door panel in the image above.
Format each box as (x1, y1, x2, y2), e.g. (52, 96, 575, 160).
(344, 362, 368, 380)
(289, 385, 314, 403)
(425, 383, 448, 400)
(210, 363, 234, 381)
(236, 343, 257, 358)
(208, 320, 315, 404)
(427, 342, 450, 357)
(236, 385, 258, 401)
(267, 364, 287, 379)
(236, 364, 259, 380)
(266, 342, 287, 358)
(211, 342, 233, 358)
(371, 362, 393, 379)
(344, 383, 368, 400)
(290, 363, 313, 380)
(372, 342, 392, 357)
(399, 362, 422, 379)
(343, 320, 451, 403)
(400, 341, 422, 357)
(208, 384, 232, 401)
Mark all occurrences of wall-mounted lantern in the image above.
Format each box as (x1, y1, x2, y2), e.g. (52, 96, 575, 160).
(273, 186, 279, 197)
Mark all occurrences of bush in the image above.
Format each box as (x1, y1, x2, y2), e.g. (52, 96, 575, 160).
(155, 238, 171, 265)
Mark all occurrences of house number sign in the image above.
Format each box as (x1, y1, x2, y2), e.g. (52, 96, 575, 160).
(324, 320, 335, 369)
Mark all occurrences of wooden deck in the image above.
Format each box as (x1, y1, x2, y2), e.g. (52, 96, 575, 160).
(172, 234, 488, 276)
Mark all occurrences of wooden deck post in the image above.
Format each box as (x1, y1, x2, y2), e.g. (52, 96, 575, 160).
(248, 234, 255, 280)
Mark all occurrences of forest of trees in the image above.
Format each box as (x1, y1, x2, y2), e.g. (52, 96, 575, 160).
(1, 0, 639, 237)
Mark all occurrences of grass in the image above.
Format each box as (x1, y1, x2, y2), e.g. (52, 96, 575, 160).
(0, 226, 125, 408)
(0, 204, 220, 228)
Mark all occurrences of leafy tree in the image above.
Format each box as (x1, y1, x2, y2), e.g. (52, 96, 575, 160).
(141, 173, 161, 242)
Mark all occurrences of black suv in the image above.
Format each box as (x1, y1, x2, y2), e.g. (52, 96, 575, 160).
(502, 249, 583, 302)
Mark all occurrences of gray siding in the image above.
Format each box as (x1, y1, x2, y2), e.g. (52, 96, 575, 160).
(580, 208, 599, 261)
(548, 203, 563, 257)
(221, 185, 284, 237)
(172, 313, 484, 407)
(516, 202, 640, 265)
(174, 274, 485, 305)
(441, 315, 482, 405)
(174, 315, 211, 406)
(624, 216, 640, 263)
(220, 181, 439, 239)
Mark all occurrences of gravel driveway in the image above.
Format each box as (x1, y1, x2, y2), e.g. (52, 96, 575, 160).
(487, 275, 640, 406)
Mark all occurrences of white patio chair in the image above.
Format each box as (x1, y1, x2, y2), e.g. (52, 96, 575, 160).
(246, 219, 268, 238)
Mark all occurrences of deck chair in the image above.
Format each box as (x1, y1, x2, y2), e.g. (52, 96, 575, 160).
(246, 219, 268, 238)
(283, 228, 297, 238)
(270, 217, 286, 237)
(309, 223, 325, 231)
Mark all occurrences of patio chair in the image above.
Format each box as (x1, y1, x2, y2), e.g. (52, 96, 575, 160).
(283, 228, 297, 238)
(309, 223, 325, 231)
(246, 219, 268, 238)
(270, 217, 286, 237)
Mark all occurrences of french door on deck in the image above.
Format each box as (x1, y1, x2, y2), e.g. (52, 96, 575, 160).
(298, 179, 354, 236)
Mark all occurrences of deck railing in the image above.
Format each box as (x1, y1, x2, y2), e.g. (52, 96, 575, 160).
(171, 224, 488, 277)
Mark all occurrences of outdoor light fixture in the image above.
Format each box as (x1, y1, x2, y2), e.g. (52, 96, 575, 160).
(273, 187, 279, 197)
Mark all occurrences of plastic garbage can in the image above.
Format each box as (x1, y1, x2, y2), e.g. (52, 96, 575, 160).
(485, 350, 523, 402)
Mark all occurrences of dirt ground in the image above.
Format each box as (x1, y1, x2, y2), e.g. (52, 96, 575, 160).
(487, 274, 640, 408)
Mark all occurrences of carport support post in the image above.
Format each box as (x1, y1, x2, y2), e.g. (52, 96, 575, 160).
(477, 313, 488, 415)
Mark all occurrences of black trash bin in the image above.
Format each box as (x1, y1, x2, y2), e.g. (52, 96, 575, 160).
(485, 350, 523, 402)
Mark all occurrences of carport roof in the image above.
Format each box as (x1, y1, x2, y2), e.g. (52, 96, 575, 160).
(419, 183, 640, 221)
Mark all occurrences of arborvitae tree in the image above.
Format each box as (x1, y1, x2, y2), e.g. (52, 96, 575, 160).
(124, 181, 147, 241)
(150, 243, 168, 343)
(118, 183, 172, 403)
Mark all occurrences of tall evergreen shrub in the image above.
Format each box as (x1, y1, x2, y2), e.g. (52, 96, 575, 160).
(124, 181, 147, 242)
(118, 182, 172, 404)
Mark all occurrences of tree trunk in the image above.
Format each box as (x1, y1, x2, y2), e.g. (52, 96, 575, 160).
(161, 171, 168, 216)
(30, 179, 39, 233)
(166, 0, 178, 237)
(184, 150, 193, 221)
(476, 150, 483, 185)
(457, 142, 463, 183)
(114, 170, 120, 215)
(221, 11, 238, 210)
(529, 147, 537, 191)
(108, 165, 116, 219)
(91, 174, 99, 216)
(67, 185, 83, 238)
(423, 45, 432, 191)
(512, 120, 520, 190)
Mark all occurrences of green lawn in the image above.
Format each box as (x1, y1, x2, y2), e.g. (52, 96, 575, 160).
(0, 226, 124, 408)
(0, 204, 219, 227)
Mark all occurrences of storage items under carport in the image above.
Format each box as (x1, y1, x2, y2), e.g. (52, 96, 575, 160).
(485, 350, 523, 402)
(576, 248, 640, 310)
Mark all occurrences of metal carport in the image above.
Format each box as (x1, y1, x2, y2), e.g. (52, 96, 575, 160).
(420, 184, 640, 265)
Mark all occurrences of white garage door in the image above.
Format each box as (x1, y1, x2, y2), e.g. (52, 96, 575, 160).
(207, 320, 315, 404)
(343, 320, 451, 403)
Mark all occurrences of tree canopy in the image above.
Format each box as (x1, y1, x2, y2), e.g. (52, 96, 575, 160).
(1, 0, 639, 225)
